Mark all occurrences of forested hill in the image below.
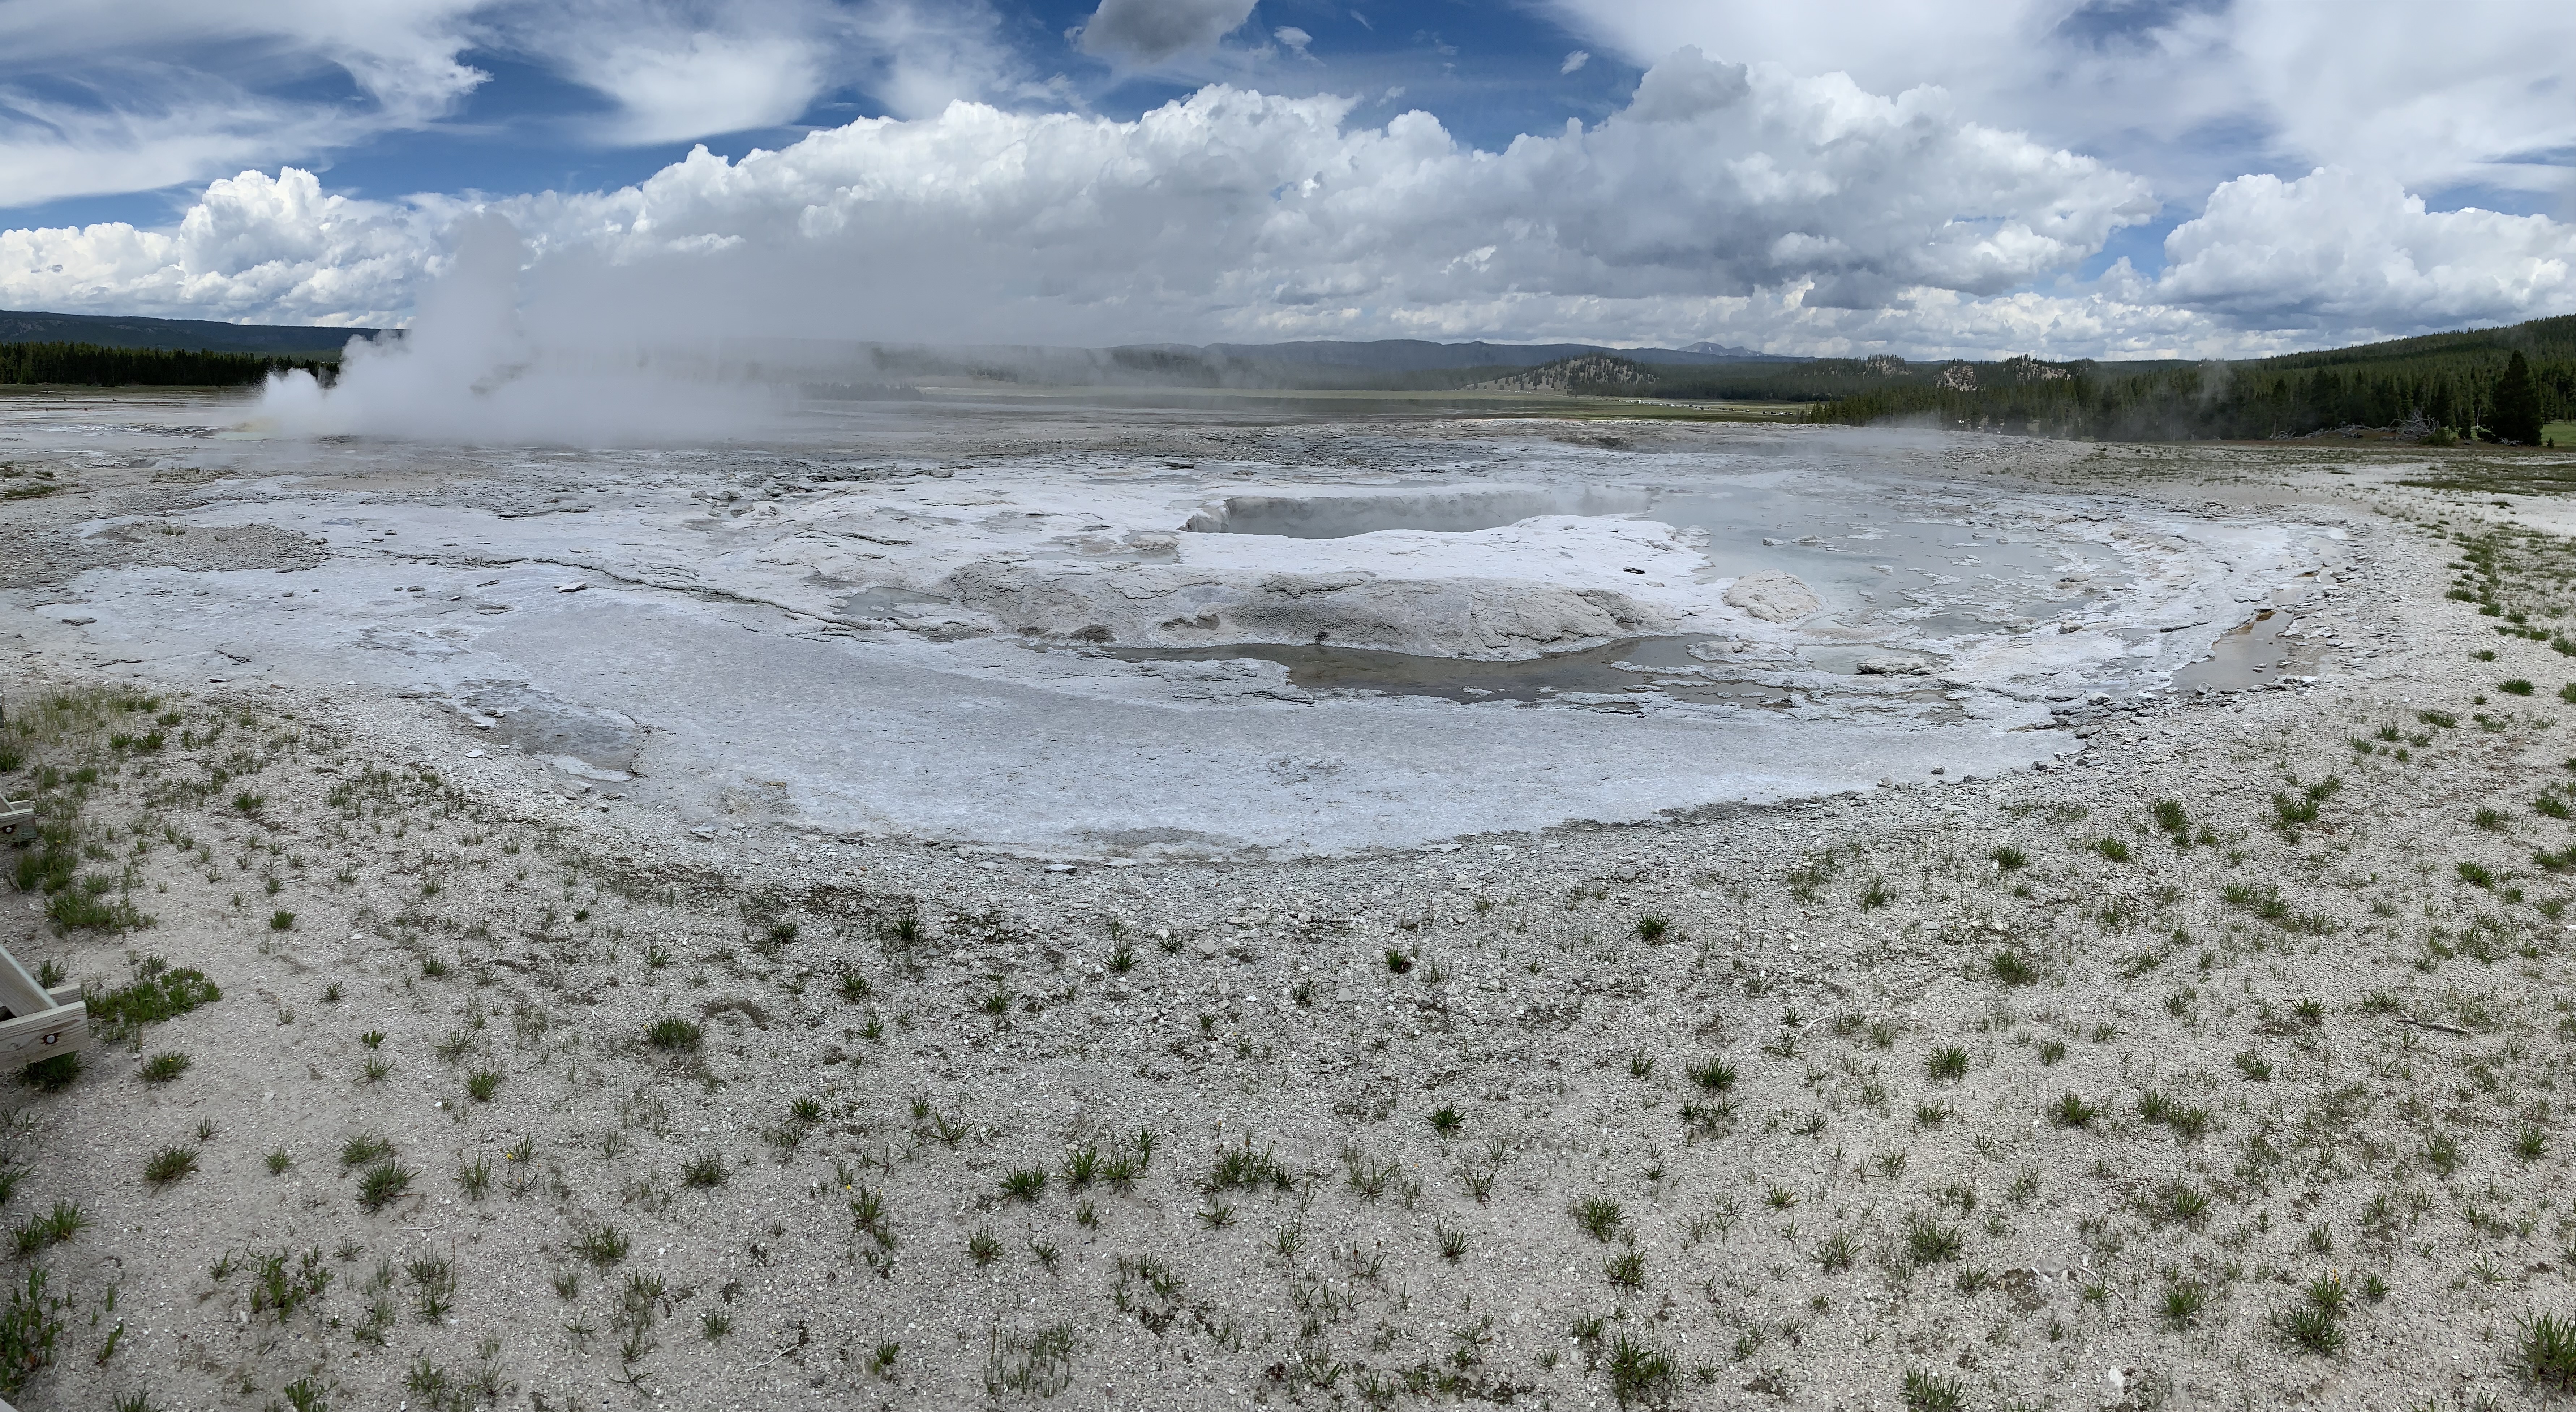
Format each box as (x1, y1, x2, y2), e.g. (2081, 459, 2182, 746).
(1802, 315, 2576, 443)
(0, 308, 366, 387)
(0, 308, 372, 358)
(0, 342, 335, 388)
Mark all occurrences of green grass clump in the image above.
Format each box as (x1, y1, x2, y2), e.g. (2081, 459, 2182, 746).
(1604, 1333, 1676, 1405)
(144, 1146, 198, 1186)
(1572, 1195, 1624, 1241)
(573, 1223, 631, 1267)
(2276, 1276, 2348, 1355)
(1686, 1058, 1736, 1093)
(16, 1054, 78, 1092)
(2427, 1131, 2463, 1175)
(143, 1144, 198, 1185)
(2160, 1279, 2208, 1329)
(43, 886, 151, 936)
(1901, 1367, 1966, 1411)
(84, 960, 219, 1042)
(339, 1134, 393, 1168)
(1902, 1212, 1961, 1265)
(644, 1016, 702, 1051)
(138, 1053, 190, 1084)
(2151, 798, 2191, 843)
(356, 1161, 414, 1212)
(0, 1267, 62, 1397)
(2518, 1311, 2576, 1391)
(10, 1201, 82, 1256)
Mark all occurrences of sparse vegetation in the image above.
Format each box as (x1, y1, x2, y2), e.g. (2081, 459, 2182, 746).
(7, 440, 2576, 1408)
(644, 1016, 702, 1051)
(143, 1146, 198, 1186)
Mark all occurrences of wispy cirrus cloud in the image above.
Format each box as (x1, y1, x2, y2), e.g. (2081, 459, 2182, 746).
(0, 0, 1048, 207)
(0, 0, 489, 206)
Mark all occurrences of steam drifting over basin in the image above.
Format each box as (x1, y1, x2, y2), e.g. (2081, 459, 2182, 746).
(16, 398, 2336, 858)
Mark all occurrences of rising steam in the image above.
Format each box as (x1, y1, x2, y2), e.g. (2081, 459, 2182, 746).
(254, 213, 781, 445)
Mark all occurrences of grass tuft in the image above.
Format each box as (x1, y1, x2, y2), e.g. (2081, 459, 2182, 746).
(356, 1161, 414, 1213)
(2519, 1311, 2576, 1390)
(644, 1016, 702, 1051)
(1605, 1333, 1676, 1406)
(1901, 1368, 1966, 1411)
(1572, 1195, 1624, 1241)
(143, 1146, 198, 1186)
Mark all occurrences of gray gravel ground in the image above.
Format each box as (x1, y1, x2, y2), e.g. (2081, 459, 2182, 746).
(8, 414, 2576, 1411)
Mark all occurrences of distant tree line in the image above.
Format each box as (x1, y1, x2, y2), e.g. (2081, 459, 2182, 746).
(1800, 315, 2576, 444)
(0, 341, 336, 388)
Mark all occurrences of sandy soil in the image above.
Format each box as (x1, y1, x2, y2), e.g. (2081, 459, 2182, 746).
(6, 395, 2576, 1411)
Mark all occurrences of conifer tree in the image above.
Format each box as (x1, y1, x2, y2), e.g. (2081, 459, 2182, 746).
(2493, 349, 2542, 444)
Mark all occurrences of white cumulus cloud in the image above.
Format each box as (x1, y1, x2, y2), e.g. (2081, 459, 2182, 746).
(7, 45, 2572, 368)
(501, 48, 2154, 345)
(1537, 0, 2576, 210)
(2154, 167, 2576, 331)
(0, 168, 447, 326)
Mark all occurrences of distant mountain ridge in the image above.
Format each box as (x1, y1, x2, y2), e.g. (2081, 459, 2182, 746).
(1465, 354, 1662, 394)
(0, 308, 1804, 372)
(0, 308, 379, 359)
(1682, 340, 1802, 362)
(1157, 338, 1809, 371)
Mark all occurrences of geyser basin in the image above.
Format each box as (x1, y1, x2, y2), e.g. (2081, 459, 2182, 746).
(1108, 637, 1801, 707)
(9, 399, 2339, 858)
(1178, 477, 2122, 664)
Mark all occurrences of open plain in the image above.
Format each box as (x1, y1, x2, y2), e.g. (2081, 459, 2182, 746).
(6, 389, 2576, 1411)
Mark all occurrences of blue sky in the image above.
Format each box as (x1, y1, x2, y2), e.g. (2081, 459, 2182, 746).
(10, 2, 1647, 230)
(1, 0, 2570, 358)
